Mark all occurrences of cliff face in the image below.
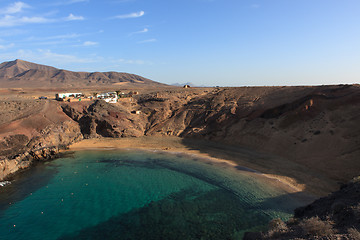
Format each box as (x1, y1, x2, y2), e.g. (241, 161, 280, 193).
(0, 120, 82, 180)
(61, 100, 146, 138)
(0, 100, 82, 181)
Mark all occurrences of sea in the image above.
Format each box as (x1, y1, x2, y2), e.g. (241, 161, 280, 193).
(0, 149, 311, 239)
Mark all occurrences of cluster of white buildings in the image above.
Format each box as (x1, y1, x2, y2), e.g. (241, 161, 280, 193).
(96, 92, 118, 103)
(55, 91, 118, 103)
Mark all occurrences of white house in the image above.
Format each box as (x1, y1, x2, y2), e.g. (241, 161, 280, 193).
(56, 93, 82, 101)
(97, 92, 118, 103)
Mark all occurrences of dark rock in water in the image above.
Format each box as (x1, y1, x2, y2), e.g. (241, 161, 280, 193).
(58, 189, 271, 240)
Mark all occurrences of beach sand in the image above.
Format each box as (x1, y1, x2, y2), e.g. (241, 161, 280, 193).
(68, 136, 311, 196)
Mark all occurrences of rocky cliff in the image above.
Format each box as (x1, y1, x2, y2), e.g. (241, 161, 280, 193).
(0, 100, 82, 180)
(0, 120, 82, 180)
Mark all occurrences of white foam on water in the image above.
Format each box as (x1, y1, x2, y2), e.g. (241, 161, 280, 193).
(0, 181, 11, 187)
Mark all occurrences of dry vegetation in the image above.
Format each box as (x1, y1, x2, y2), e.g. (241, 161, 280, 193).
(245, 178, 360, 240)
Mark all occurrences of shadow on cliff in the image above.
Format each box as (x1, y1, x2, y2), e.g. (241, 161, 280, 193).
(179, 137, 327, 197)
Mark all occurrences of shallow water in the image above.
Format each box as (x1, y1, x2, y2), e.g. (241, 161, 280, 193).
(0, 150, 310, 239)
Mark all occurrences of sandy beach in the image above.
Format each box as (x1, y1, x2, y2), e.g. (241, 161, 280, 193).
(68, 136, 311, 196)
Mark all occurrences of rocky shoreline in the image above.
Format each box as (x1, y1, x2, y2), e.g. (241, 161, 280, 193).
(0, 120, 82, 181)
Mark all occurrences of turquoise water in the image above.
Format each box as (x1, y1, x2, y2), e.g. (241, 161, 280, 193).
(0, 150, 309, 239)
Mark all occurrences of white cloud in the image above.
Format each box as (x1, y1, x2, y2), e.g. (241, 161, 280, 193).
(83, 41, 98, 46)
(51, 0, 89, 6)
(67, 0, 88, 3)
(130, 28, 149, 36)
(44, 33, 81, 40)
(0, 43, 15, 50)
(111, 0, 135, 3)
(139, 28, 148, 33)
(137, 38, 157, 44)
(0, 2, 30, 15)
(20, 16, 52, 23)
(114, 11, 145, 19)
(0, 15, 53, 27)
(65, 13, 84, 21)
(37, 49, 95, 63)
(21, 33, 81, 46)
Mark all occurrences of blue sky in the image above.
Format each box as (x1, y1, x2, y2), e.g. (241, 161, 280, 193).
(0, 0, 359, 86)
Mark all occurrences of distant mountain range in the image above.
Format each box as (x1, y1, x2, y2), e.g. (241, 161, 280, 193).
(0, 59, 167, 88)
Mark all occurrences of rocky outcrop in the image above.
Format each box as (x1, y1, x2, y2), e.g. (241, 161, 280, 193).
(0, 120, 82, 180)
(62, 100, 145, 138)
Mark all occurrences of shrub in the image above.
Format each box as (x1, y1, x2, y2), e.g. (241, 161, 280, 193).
(351, 176, 360, 183)
(299, 216, 334, 236)
(268, 218, 288, 231)
(286, 217, 300, 226)
(348, 228, 360, 239)
(266, 218, 288, 238)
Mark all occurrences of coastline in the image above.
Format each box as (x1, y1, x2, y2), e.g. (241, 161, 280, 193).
(67, 136, 309, 196)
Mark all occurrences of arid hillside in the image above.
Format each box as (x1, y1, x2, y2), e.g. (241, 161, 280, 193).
(0, 59, 167, 88)
(1, 85, 359, 197)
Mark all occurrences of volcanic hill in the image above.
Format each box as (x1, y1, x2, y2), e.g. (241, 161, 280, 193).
(0, 59, 166, 88)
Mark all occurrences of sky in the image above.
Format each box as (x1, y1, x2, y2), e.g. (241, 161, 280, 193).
(0, 0, 359, 86)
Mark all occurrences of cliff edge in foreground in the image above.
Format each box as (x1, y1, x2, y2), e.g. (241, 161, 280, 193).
(244, 177, 360, 240)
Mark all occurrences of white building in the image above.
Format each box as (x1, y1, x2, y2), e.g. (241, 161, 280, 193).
(97, 92, 118, 103)
(56, 93, 82, 101)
